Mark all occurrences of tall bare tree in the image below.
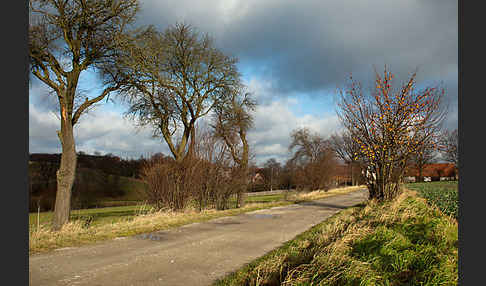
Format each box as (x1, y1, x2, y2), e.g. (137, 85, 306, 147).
(212, 88, 256, 207)
(329, 131, 362, 185)
(262, 158, 281, 191)
(29, 0, 140, 230)
(120, 23, 241, 162)
(289, 128, 337, 190)
(289, 128, 328, 165)
(280, 159, 296, 191)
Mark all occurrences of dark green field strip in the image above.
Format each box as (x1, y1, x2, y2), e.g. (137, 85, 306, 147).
(406, 181, 458, 218)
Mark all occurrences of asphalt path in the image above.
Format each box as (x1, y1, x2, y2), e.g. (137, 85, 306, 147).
(29, 188, 368, 286)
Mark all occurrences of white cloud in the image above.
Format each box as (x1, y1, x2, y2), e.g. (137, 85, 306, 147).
(29, 77, 342, 166)
(29, 102, 170, 158)
(29, 103, 62, 153)
(247, 79, 342, 165)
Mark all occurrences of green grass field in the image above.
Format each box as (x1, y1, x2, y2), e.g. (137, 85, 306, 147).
(29, 203, 154, 230)
(105, 175, 149, 201)
(406, 181, 458, 218)
(214, 187, 458, 286)
(29, 187, 363, 232)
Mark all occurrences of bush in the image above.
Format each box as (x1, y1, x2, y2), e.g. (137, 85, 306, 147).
(141, 155, 245, 212)
(140, 157, 199, 211)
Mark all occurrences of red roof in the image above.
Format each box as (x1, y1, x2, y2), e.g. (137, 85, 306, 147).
(405, 163, 456, 177)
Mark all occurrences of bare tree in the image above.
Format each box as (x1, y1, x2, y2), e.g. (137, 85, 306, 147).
(337, 66, 446, 201)
(329, 131, 362, 185)
(288, 128, 337, 191)
(409, 130, 438, 182)
(280, 159, 296, 200)
(193, 126, 234, 210)
(289, 128, 328, 165)
(29, 0, 140, 230)
(439, 128, 458, 167)
(212, 88, 256, 207)
(120, 23, 241, 162)
(262, 158, 281, 192)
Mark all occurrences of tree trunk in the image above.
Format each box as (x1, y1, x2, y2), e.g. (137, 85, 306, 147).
(236, 131, 249, 208)
(52, 116, 77, 230)
(367, 165, 402, 202)
(236, 166, 247, 208)
(236, 184, 246, 208)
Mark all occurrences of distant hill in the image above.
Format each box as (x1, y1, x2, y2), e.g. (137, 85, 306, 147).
(29, 155, 149, 212)
(29, 153, 146, 178)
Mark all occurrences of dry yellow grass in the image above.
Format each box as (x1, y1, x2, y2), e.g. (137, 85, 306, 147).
(290, 185, 366, 201)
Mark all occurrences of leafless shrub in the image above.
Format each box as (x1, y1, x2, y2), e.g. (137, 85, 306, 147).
(141, 126, 245, 211)
(330, 131, 364, 186)
(140, 156, 202, 211)
(193, 127, 243, 210)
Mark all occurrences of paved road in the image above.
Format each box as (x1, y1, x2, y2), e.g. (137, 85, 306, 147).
(29, 189, 368, 286)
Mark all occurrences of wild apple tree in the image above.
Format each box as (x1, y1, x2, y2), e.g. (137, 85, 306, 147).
(337, 67, 445, 201)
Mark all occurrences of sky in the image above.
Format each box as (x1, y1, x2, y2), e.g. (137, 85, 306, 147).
(29, 0, 458, 166)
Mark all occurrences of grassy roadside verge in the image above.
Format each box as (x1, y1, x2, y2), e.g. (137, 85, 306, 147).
(29, 204, 155, 230)
(29, 193, 296, 230)
(214, 188, 458, 286)
(29, 186, 364, 255)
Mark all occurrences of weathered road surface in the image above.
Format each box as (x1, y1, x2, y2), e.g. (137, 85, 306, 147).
(29, 189, 368, 286)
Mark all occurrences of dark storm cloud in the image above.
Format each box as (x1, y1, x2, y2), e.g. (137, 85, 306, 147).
(138, 0, 457, 92)
(137, 0, 457, 131)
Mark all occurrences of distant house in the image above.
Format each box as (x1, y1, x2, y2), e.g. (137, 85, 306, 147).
(247, 168, 267, 192)
(332, 165, 353, 186)
(405, 163, 457, 182)
(252, 172, 265, 184)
